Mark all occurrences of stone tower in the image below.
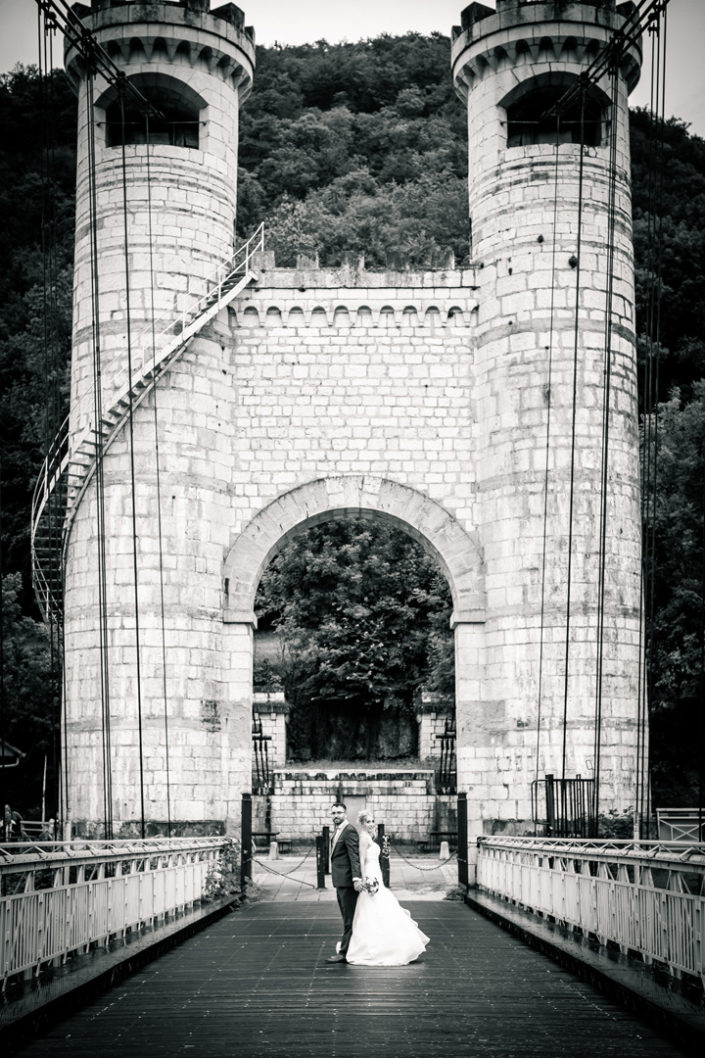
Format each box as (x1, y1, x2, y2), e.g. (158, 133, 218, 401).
(56, 1, 645, 856)
(451, 0, 643, 826)
(61, 1, 255, 830)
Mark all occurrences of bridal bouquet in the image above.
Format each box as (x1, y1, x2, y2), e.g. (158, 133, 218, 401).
(363, 877, 379, 895)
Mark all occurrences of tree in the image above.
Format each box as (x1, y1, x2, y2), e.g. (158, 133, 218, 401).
(1, 572, 60, 817)
(255, 519, 453, 761)
(642, 386, 705, 804)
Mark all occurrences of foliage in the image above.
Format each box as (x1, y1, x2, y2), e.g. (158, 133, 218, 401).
(255, 519, 453, 759)
(630, 110, 705, 408)
(642, 385, 705, 804)
(204, 838, 243, 901)
(1, 572, 61, 815)
(236, 33, 469, 262)
(597, 808, 634, 839)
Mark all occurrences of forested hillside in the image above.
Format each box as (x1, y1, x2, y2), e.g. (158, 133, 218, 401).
(1, 33, 704, 812)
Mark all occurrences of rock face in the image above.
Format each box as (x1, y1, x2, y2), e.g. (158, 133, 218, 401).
(61, 2, 645, 847)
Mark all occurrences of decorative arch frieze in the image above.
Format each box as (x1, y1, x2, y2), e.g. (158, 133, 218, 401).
(222, 477, 486, 627)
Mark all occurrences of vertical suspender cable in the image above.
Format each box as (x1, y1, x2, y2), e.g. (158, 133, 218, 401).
(593, 66, 621, 833)
(37, 6, 65, 829)
(85, 64, 113, 839)
(118, 80, 146, 838)
(144, 114, 173, 836)
(638, 6, 667, 839)
(561, 83, 588, 784)
(535, 128, 562, 793)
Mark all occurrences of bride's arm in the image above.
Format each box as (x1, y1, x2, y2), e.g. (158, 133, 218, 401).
(358, 831, 371, 881)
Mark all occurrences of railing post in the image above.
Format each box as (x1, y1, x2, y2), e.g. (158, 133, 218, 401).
(545, 774, 555, 837)
(377, 823, 391, 889)
(315, 835, 326, 889)
(241, 793, 252, 891)
(457, 792, 469, 889)
(322, 825, 330, 874)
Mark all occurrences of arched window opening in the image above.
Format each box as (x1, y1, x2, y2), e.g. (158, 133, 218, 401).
(99, 74, 205, 149)
(504, 77, 605, 148)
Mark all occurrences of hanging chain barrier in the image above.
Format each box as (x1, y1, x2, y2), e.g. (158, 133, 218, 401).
(386, 843, 457, 872)
(252, 845, 317, 887)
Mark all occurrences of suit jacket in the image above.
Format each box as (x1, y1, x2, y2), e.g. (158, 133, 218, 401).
(330, 821, 361, 888)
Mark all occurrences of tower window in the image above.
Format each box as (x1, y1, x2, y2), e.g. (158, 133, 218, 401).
(98, 74, 205, 149)
(503, 77, 606, 148)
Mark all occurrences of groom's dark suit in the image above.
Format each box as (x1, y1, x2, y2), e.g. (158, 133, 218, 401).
(330, 821, 362, 959)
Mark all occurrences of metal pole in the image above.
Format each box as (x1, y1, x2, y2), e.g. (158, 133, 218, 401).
(545, 773, 555, 837)
(315, 835, 326, 889)
(241, 792, 252, 891)
(377, 823, 391, 889)
(457, 792, 468, 890)
(322, 824, 330, 874)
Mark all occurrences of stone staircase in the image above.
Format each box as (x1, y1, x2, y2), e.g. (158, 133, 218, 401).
(31, 223, 264, 626)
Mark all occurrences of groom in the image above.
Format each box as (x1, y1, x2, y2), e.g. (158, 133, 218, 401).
(327, 801, 363, 963)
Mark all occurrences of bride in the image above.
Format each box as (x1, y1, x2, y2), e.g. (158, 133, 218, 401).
(346, 810, 430, 966)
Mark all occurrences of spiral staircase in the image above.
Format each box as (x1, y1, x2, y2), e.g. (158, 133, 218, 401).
(31, 224, 264, 627)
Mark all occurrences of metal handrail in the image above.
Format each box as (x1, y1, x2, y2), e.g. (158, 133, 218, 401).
(0, 836, 225, 872)
(0, 837, 229, 984)
(476, 835, 705, 981)
(477, 835, 705, 868)
(134, 221, 264, 376)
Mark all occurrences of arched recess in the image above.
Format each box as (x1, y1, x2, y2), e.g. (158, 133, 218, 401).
(500, 72, 610, 148)
(219, 477, 487, 843)
(96, 73, 206, 148)
(222, 476, 486, 626)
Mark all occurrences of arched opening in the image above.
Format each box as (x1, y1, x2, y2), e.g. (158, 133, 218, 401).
(502, 73, 608, 148)
(97, 73, 205, 148)
(253, 515, 454, 764)
(223, 478, 486, 841)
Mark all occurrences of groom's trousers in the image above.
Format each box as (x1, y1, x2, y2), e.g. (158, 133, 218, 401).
(335, 885, 359, 957)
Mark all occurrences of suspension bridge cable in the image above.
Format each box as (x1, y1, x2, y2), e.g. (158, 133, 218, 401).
(35, 0, 165, 119)
(593, 67, 621, 832)
(37, 5, 65, 829)
(535, 127, 562, 792)
(546, 1, 670, 124)
(144, 115, 173, 836)
(636, 3, 668, 838)
(561, 88, 588, 786)
(85, 67, 113, 839)
(118, 83, 147, 839)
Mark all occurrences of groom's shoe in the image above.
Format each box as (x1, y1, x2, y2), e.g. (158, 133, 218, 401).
(326, 954, 346, 963)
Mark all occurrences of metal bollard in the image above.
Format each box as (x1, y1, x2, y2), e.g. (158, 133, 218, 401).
(241, 792, 253, 891)
(322, 825, 331, 874)
(315, 835, 326, 889)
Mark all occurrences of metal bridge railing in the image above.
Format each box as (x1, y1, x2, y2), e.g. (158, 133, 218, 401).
(0, 838, 225, 988)
(476, 836, 705, 983)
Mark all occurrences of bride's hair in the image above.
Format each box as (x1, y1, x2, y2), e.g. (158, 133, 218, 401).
(358, 810, 372, 826)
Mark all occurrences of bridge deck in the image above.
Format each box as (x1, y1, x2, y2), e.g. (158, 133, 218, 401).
(11, 852, 689, 1058)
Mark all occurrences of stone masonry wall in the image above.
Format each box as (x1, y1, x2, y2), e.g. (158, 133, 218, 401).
(270, 770, 436, 842)
(62, 268, 481, 833)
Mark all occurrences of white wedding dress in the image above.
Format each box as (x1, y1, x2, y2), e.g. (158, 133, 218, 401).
(346, 840, 429, 966)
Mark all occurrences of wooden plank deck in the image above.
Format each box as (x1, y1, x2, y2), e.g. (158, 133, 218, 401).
(11, 892, 689, 1057)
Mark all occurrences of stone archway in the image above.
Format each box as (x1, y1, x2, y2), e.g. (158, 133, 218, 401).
(223, 476, 486, 625)
(220, 476, 486, 838)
